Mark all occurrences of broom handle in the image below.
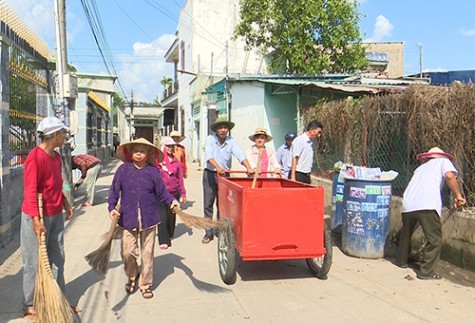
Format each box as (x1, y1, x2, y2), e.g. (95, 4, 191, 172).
(38, 193, 54, 278)
(252, 148, 263, 188)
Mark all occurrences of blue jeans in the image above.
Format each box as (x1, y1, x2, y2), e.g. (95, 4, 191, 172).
(20, 212, 65, 308)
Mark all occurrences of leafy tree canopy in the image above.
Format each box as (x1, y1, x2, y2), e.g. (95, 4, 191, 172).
(235, 0, 368, 75)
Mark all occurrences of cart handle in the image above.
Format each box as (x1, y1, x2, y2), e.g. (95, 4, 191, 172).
(221, 170, 282, 178)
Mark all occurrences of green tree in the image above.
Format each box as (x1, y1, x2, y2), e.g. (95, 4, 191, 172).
(235, 0, 367, 74)
(112, 93, 125, 127)
(160, 76, 173, 88)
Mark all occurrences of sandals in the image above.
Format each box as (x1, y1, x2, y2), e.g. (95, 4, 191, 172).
(125, 274, 140, 294)
(141, 288, 154, 299)
(23, 308, 37, 323)
(417, 272, 442, 280)
(159, 244, 169, 250)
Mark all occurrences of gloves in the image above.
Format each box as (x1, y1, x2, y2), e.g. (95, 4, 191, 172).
(170, 199, 181, 211)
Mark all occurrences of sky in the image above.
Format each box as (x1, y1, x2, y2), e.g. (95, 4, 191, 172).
(3, 0, 475, 103)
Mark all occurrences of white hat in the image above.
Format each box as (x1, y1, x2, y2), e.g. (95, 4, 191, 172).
(169, 130, 185, 142)
(37, 117, 69, 136)
(160, 136, 175, 146)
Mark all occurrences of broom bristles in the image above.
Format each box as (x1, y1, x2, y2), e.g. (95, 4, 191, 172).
(85, 212, 119, 274)
(35, 234, 75, 323)
(175, 209, 227, 231)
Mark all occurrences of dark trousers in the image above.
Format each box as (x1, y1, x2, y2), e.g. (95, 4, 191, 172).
(397, 210, 441, 276)
(203, 169, 227, 237)
(289, 171, 311, 184)
(158, 193, 179, 247)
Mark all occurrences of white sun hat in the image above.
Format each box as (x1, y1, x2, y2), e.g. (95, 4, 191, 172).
(37, 117, 70, 136)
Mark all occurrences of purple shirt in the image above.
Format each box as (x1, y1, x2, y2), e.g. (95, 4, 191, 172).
(108, 162, 175, 229)
(158, 156, 187, 197)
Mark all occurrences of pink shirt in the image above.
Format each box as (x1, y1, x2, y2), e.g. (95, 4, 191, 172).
(158, 155, 186, 197)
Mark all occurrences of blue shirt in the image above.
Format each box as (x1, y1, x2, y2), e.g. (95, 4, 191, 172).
(290, 132, 315, 173)
(205, 134, 246, 171)
(276, 143, 292, 178)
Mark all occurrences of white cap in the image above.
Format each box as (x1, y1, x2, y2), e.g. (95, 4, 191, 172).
(160, 136, 175, 146)
(37, 117, 70, 136)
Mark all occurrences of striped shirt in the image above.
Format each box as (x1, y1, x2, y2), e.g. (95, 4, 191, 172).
(72, 154, 102, 179)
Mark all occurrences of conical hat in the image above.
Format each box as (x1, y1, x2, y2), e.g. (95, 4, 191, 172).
(417, 147, 453, 162)
(117, 137, 163, 165)
(169, 130, 185, 142)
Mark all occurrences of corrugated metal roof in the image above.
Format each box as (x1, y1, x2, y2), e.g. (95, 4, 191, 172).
(257, 79, 384, 94)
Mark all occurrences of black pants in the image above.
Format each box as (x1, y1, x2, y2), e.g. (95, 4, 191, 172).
(158, 193, 179, 246)
(288, 171, 311, 184)
(202, 169, 229, 237)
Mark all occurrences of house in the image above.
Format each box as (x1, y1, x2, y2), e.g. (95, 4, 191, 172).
(74, 73, 117, 162)
(202, 75, 429, 169)
(161, 0, 265, 161)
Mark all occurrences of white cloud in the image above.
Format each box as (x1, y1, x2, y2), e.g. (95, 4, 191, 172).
(460, 28, 475, 37)
(366, 15, 393, 42)
(117, 34, 176, 102)
(3, 0, 55, 46)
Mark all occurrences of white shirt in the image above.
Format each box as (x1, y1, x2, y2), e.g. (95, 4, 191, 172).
(290, 132, 314, 173)
(402, 158, 457, 216)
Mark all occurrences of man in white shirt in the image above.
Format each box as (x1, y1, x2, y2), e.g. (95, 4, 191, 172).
(396, 147, 465, 280)
(289, 120, 323, 184)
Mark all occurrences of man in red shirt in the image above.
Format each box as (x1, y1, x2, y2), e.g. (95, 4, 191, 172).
(21, 117, 76, 321)
(72, 154, 103, 207)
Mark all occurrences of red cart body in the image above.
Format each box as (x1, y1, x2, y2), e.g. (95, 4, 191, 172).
(218, 175, 325, 261)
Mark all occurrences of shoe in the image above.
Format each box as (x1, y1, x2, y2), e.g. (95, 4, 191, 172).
(23, 308, 37, 322)
(141, 288, 154, 299)
(125, 273, 140, 294)
(395, 262, 408, 269)
(417, 272, 442, 280)
(202, 236, 213, 244)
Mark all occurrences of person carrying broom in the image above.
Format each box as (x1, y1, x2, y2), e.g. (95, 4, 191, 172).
(108, 138, 180, 299)
(20, 117, 79, 322)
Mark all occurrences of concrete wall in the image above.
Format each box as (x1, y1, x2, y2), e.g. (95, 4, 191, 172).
(363, 42, 404, 78)
(312, 175, 475, 272)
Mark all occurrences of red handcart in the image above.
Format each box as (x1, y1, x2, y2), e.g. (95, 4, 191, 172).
(217, 171, 332, 285)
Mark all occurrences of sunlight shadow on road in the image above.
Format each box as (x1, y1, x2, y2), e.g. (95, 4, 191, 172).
(154, 253, 230, 293)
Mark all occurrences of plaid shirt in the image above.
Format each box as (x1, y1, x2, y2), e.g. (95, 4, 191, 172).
(72, 154, 102, 179)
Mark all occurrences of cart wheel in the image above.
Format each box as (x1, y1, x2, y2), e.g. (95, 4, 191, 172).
(218, 218, 237, 285)
(306, 224, 332, 280)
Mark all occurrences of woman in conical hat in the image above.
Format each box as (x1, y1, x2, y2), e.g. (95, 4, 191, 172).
(169, 131, 188, 178)
(245, 128, 281, 178)
(108, 137, 179, 299)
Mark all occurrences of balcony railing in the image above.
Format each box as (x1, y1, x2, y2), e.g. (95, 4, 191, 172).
(162, 80, 179, 101)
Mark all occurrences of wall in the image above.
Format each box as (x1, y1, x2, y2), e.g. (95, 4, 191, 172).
(264, 83, 298, 149)
(230, 81, 266, 159)
(363, 42, 404, 78)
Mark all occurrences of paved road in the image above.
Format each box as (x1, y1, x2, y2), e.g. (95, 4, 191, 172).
(1, 160, 474, 323)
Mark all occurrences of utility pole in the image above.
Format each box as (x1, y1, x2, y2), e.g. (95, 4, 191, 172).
(129, 90, 134, 140)
(417, 42, 423, 78)
(54, 0, 73, 203)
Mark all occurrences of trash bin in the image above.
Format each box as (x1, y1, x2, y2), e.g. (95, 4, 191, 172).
(331, 172, 344, 232)
(341, 178, 393, 258)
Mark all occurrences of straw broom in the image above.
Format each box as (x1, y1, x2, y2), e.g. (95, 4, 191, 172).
(85, 210, 120, 274)
(173, 208, 227, 231)
(85, 205, 227, 274)
(34, 193, 75, 323)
